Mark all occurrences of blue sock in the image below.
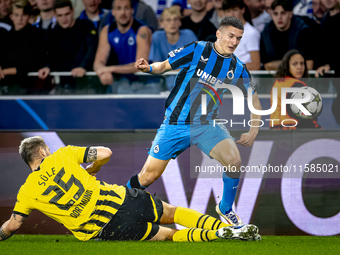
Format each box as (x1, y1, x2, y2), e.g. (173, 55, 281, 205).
(219, 172, 240, 214)
(126, 180, 132, 189)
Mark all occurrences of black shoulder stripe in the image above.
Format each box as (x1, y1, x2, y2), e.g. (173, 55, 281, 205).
(12, 211, 29, 218)
(83, 147, 90, 163)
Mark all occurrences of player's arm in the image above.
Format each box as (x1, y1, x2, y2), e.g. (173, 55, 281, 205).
(85, 146, 112, 175)
(0, 213, 27, 241)
(237, 92, 262, 147)
(135, 58, 172, 74)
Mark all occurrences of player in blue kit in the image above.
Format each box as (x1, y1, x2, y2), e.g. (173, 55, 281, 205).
(127, 16, 262, 226)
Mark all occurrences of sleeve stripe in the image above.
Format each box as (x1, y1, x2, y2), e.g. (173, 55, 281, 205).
(83, 146, 90, 163)
(12, 211, 29, 218)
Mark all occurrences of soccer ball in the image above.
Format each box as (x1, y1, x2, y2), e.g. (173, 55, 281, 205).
(290, 87, 322, 119)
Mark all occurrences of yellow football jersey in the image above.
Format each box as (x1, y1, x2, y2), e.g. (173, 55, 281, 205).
(13, 145, 126, 241)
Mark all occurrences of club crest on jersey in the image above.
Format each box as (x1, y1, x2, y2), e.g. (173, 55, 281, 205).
(154, 145, 159, 153)
(227, 70, 234, 80)
(128, 36, 135, 46)
(114, 37, 119, 44)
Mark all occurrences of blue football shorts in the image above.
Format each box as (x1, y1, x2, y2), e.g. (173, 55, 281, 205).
(148, 123, 235, 160)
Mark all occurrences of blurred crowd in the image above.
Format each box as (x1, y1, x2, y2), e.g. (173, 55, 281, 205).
(0, 0, 339, 95)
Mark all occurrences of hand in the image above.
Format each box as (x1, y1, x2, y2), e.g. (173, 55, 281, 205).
(85, 162, 99, 176)
(96, 66, 112, 77)
(236, 132, 257, 147)
(71, 67, 86, 77)
(38, 67, 50, 79)
(0, 67, 5, 80)
(315, 64, 330, 78)
(134, 58, 150, 72)
(99, 72, 114, 85)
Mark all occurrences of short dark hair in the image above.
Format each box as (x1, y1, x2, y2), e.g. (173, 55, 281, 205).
(218, 16, 244, 31)
(222, 0, 253, 25)
(54, 0, 73, 10)
(222, 0, 246, 10)
(275, 49, 308, 78)
(271, 0, 293, 11)
(19, 136, 47, 166)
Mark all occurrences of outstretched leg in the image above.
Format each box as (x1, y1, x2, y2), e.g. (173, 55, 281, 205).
(127, 155, 170, 189)
(209, 138, 243, 225)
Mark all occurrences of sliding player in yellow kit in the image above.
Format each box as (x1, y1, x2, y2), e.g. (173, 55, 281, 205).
(0, 136, 259, 242)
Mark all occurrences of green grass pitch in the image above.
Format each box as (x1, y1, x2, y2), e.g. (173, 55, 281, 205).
(1, 235, 339, 255)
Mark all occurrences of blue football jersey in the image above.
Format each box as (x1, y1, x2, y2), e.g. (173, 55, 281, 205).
(165, 41, 256, 125)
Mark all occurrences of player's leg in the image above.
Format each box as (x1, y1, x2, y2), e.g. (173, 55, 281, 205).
(126, 155, 170, 189)
(127, 124, 190, 189)
(209, 138, 243, 225)
(160, 201, 230, 230)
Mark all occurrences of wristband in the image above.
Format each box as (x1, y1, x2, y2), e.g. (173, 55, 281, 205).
(147, 65, 153, 73)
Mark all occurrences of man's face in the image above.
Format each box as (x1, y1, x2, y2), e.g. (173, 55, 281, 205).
(10, 7, 29, 30)
(0, 0, 11, 19)
(112, 0, 133, 27)
(44, 145, 52, 157)
(271, 5, 292, 31)
(321, 0, 337, 10)
(161, 14, 181, 34)
(217, 25, 243, 55)
(313, 0, 326, 18)
(188, 0, 209, 12)
(82, 0, 101, 14)
(55, 6, 74, 29)
(36, 0, 55, 12)
(224, 6, 245, 21)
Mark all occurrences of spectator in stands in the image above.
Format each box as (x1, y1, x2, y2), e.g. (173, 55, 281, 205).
(180, 0, 217, 41)
(205, 0, 225, 28)
(98, 0, 158, 33)
(0, 0, 49, 94)
(149, 7, 197, 90)
(312, 0, 327, 23)
(270, 49, 321, 129)
(93, 0, 152, 93)
(33, 0, 57, 35)
(39, 0, 98, 94)
(0, 0, 12, 22)
(223, 0, 261, 70)
(0, 0, 12, 49)
(260, 0, 314, 71)
(244, 0, 271, 32)
(296, 0, 326, 69)
(315, 0, 340, 123)
(79, 0, 109, 30)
